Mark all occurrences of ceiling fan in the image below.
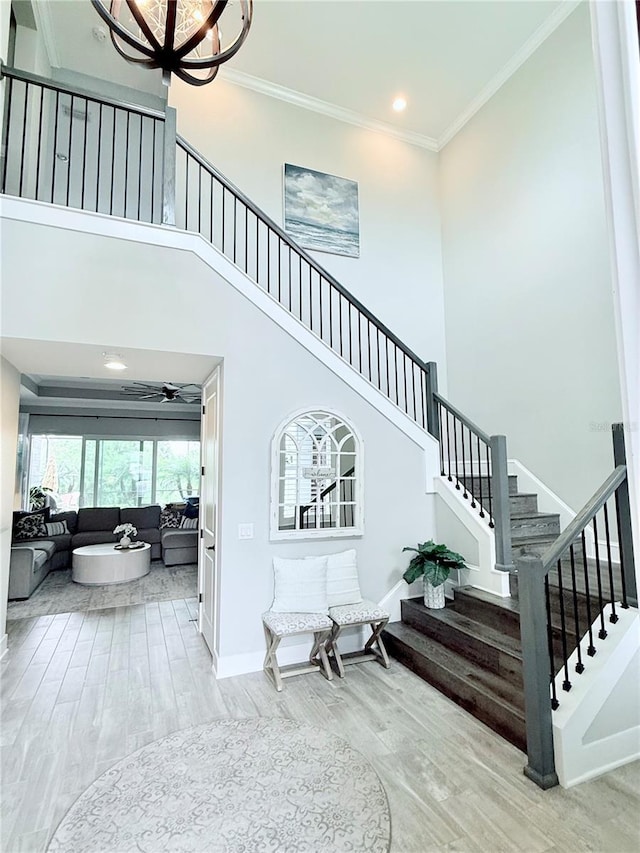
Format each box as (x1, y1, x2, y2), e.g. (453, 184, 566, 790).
(120, 381, 202, 403)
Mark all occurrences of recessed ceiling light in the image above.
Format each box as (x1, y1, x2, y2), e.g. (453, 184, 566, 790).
(392, 96, 407, 112)
(103, 352, 127, 371)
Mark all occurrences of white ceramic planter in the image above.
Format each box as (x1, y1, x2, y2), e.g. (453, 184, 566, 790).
(423, 578, 446, 609)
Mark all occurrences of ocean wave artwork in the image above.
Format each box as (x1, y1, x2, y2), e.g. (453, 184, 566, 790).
(284, 163, 360, 258)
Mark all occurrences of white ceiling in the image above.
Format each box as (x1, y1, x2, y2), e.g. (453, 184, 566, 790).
(33, 0, 579, 146)
(1, 338, 219, 411)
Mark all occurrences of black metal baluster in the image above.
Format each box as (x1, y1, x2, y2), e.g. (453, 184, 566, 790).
(384, 335, 391, 399)
(469, 427, 476, 508)
(287, 249, 292, 312)
(614, 489, 630, 609)
(232, 195, 237, 264)
(150, 117, 155, 221)
(477, 436, 485, 518)
(221, 188, 226, 255)
(297, 255, 302, 318)
(603, 502, 618, 623)
(393, 344, 399, 405)
(446, 410, 452, 481)
(329, 282, 334, 348)
(453, 416, 460, 489)
(569, 545, 585, 674)
(402, 355, 408, 415)
(209, 174, 214, 243)
(109, 106, 115, 215)
(411, 362, 417, 422)
(556, 559, 572, 691)
(65, 94, 74, 208)
(309, 262, 313, 329)
(581, 530, 596, 656)
(545, 576, 560, 710)
(35, 86, 44, 200)
(592, 516, 607, 640)
(96, 104, 103, 213)
(197, 163, 202, 236)
(136, 114, 143, 220)
(349, 303, 353, 369)
(461, 425, 468, 499)
(18, 82, 29, 197)
(376, 329, 382, 392)
(339, 295, 344, 357)
(244, 204, 248, 273)
(420, 367, 426, 429)
(438, 403, 445, 476)
(1, 77, 13, 193)
(123, 110, 129, 217)
(486, 443, 494, 527)
(81, 97, 89, 210)
(52, 91, 61, 203)
(367, 320, 372, 382)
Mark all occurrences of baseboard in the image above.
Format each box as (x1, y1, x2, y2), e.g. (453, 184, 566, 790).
(0, 633, 7, 660)
(215, 628, 365, 679)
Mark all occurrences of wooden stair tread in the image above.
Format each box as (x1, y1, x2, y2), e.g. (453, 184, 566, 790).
(401, 598, 523, 660)
(383, 622, 526, 713)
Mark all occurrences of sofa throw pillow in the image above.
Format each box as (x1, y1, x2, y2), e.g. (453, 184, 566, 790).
(13, 510, 49, 541)
(183, 499, 200, 519)
(160, 506, 182, 529)
(271, 555, 329, 614)
(179, 516, 198, 530)
(45, 520, 69, 536)
(305, 549, 363, 607)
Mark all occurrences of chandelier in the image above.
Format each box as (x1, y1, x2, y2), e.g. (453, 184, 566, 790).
(90, 0, 253, 86)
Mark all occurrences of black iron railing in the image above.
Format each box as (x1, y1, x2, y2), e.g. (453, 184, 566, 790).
(0, 65, 439, 434)
(174, 136, 436, 430)
(432, 388, 513, 572)
(1, 66, 165, 224)
(516, 424, 637, 789)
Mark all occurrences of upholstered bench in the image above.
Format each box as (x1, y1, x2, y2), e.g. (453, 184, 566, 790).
(262, 610, 334, 692)
(326, 599, 390, 678)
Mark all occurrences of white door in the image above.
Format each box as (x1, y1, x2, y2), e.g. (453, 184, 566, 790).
(199, 366, 220, 659)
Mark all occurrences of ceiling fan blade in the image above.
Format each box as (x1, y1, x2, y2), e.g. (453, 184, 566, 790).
(139, 393, 162, 400)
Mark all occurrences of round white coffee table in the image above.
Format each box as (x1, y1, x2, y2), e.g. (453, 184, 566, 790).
(72, 543, 151, 585)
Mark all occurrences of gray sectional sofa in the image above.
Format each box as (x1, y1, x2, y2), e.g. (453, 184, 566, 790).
(9, 504, 198, 600)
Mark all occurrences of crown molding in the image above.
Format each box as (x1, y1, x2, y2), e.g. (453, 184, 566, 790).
(219, 68, 440, 152)
(32, 0, 60, 68)
(437, 0, 582, 149)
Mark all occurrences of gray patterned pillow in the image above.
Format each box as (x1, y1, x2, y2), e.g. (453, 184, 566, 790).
(160, 506, 182, 529)
(14, 511, 48, 541)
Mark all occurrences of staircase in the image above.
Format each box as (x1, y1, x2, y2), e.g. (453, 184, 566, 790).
(382, 577, 600, 753)
(472, 473, 562, 559)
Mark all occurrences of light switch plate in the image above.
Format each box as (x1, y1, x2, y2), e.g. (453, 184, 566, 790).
(238, 523, 254, 540)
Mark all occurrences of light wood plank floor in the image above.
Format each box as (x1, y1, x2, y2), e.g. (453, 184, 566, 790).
(1, 599, 638, 853)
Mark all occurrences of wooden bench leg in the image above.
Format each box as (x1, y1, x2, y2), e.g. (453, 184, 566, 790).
(263, 623, 283, 692)
(310, 631, 334, 682)
(327, 623, 346, 678)
(364, 619, 390, 668)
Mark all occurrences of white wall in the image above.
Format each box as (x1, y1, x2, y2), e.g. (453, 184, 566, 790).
(0, 210, 436, 668)
(0, 356, 21, 654)
(439, 4, 622, 510)
(169, 78, 447, 375)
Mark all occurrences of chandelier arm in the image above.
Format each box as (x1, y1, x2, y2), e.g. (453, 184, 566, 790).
(125, 0, 164, 52)
(90, 0, 157, 59)
(109, 32, 160, 67)
(164, 0, 177, 52)
(173, 65, 220, 86)
(173, 0, 228, 59)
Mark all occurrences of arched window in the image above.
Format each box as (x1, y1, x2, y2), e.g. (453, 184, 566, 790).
(271, 410, 363, 539)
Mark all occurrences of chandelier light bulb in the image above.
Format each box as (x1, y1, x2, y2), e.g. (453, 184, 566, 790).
(103, 352, 128, 371)
(90, 0, 253, 87)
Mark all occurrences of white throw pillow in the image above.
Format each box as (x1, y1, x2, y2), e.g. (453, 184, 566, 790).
(271, 556, 329, 614)
(306, 549, 363, 607)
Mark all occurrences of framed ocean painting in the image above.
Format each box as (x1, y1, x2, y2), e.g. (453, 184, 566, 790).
(283, 163, 360, 258)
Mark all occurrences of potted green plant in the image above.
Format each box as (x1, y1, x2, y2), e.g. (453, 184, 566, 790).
(402, 540, 466, 609)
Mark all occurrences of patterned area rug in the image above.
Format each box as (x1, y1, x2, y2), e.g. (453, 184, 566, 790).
(7, 564, 198, 620)
(47, 718, 391, 853)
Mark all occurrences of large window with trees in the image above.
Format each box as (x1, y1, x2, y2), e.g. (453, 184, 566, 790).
(26, 435, 200, 510)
